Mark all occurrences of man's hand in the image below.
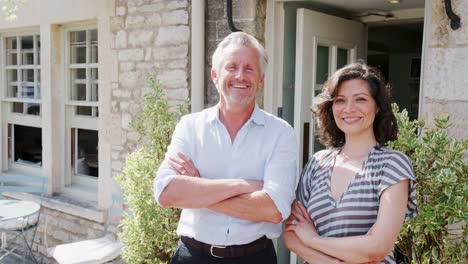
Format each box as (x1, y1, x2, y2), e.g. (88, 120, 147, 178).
(169, 152, 200, 177)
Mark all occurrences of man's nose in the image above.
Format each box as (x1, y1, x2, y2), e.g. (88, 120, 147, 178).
(234, 68, 244, 79)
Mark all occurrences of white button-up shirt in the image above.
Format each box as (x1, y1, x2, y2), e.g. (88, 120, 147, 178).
(154, 104, 297, 245)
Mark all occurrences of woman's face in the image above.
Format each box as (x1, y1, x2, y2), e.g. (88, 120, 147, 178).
(332, 79, 378, 139)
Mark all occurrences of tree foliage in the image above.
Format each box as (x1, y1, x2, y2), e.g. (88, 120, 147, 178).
(116, 76, 187, 263)
(388, 105, 468, 264)
(1, 0, 27, 22)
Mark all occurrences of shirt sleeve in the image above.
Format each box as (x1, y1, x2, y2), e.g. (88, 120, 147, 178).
(262, 127, 298, 221)
(153, 115, 192, 205)
(378, 151, 418, 220)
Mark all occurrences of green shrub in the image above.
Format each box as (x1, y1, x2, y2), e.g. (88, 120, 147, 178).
(388, 105, 468, 264)
(116, 76, 187, 263)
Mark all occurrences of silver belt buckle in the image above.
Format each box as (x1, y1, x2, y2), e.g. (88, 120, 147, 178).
(210, 244, 226, 258)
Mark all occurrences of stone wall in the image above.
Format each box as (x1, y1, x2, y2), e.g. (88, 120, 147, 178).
(109, 0, 190, 178)
(423, 0, 468, 144)
(205, 0, 266, 107)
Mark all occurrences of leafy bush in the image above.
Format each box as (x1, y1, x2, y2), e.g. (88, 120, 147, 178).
(388, 105, 468, 264)
(116, 76, 187, 263)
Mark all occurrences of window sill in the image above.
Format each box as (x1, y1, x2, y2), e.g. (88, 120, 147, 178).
(2, 191, 105, 223)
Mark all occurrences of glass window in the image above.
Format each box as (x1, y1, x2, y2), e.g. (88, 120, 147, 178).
(68, 29, 98, 117)
(71, 128, 98, 177)
(9, 124, 42, 166)
(3, 34, 41, 115)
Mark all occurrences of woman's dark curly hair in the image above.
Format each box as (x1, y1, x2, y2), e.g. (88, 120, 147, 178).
(312, 60, 397, 148)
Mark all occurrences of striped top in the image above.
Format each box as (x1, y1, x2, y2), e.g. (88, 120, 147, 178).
(297, 146, 417, 264)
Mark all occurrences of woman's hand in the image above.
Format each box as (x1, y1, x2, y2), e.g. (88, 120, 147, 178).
(285, 201, 318, 245)
(168, 152, 200, 177)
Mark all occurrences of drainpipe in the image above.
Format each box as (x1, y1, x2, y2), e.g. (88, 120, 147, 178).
(191, 0, 205, 112)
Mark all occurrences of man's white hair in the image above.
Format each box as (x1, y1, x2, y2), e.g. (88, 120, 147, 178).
(211, 32, 268, 74)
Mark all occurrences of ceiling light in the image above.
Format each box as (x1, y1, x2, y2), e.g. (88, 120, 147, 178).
(387, 0, 400, 4)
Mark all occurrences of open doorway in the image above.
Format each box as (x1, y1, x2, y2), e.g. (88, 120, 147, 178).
(367, 22, 424, 120)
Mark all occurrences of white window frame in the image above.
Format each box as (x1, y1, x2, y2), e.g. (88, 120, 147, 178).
(1, 29, 42, 174)
(62, 23, 99, 190)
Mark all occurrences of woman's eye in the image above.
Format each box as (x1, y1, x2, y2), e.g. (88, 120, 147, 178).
(334, 99, 345, 104)
(356, 97, 367, 102)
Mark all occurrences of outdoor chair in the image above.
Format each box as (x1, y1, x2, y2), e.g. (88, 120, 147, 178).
(0, 175, 48, 264)
(47, 194, 126, 264)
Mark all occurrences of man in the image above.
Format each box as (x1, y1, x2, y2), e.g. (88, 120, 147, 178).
(154, 32, 297, 264)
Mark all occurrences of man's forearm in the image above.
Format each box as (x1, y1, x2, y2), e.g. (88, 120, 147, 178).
(158, 176, 262, 208)
(208, 191, 283, 223)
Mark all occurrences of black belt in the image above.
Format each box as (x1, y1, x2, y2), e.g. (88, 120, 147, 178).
(180, 236, 269, 258)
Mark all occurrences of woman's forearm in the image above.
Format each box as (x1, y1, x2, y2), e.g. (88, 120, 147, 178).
(284, 231, 341, 264)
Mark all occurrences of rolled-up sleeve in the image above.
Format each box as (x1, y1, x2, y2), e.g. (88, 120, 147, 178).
(262, 127, 298, 221)
(153, 115, 191, 205)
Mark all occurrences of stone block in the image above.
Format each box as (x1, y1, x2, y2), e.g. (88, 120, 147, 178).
(115, 30, 127, 49)
(232, 0, 257, 19)
(206, 21, 217, 42)
(128, 30, 154, 47)
(120, 62, 135, 72)
(119, 70, 143, 87)
(155, 25, 190, 46)
(110, 17, 125, 32)
(121, 113, 132, 129)
(51, 229, 70, 242)
(127, 131, 140, 141)
(167, 58, 188, 68)
(165, 88, 189, 100)
(145, 47, 152, 61)
(206, 0, 224, 21)
(158, 69, 187, 89)
(452, 0, 468, 45)
(424, 47, 468, 100)
(216, 20, 257, 41)
(118, 49, 144, 61)
(126, 15, 145, 28)
(162, 10, 189, 25)
(116, 6, 126, 16)
(153, 44, 188, 60)
(146, 14, 162, 26)
(423, 99, 468, 140)
(167, 0, 188, 10)
(137, 3, 164, 13)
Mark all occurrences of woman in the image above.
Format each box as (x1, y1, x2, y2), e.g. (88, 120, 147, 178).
(284, 61, 417, 264)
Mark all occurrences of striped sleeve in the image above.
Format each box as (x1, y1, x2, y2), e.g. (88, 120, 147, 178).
(378, 151, 418, 220)
(296, 156, 317, 205)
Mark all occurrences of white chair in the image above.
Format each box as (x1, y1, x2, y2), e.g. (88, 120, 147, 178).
(47, 194, 125, 264)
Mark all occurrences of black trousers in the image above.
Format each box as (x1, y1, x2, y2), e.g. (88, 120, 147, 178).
(170, 239, 278, 264)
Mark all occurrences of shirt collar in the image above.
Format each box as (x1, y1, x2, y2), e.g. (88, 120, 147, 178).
(207, 104, 265, 126)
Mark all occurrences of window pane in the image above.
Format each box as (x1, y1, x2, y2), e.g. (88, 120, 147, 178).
(5, 37, 17, 65)
(70, 31, 87, 64)
(22, 69, 34, 98)
(21, 35, 34, 65)
(75, 129, 98, 177)
(91, 68, 98, 101)
(36, 35, 41, 65)
(6, 69, 18, 97)
(90, 29, 98, 63)
(37, 69, 41, 98)
(26, 103, 40, 115)
(14, 124, 42, 166)
(337, 48, 348, 69)
(316, 45, 329, 85)
(76, 106, 92, 116)
(71, 68, 87, 100)
(12, 102, 23, 113)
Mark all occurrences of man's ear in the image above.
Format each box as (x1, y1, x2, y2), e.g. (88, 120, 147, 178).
(259, 74, 265, 89)
(211, 68, 218, 83)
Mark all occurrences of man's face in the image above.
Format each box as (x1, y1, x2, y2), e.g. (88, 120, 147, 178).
(211, 44, 264, 111)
